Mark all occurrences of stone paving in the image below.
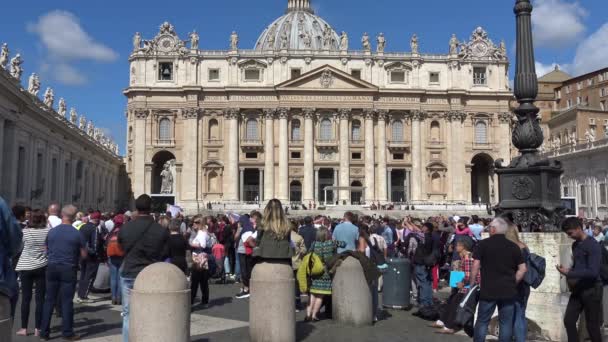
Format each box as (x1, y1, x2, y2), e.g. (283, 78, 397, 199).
(12, 282, 471, 341)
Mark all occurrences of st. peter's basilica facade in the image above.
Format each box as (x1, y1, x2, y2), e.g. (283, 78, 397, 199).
(125, 0, 513, 211)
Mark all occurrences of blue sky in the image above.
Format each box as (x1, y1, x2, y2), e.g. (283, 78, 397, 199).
(1, 0, 607, 155)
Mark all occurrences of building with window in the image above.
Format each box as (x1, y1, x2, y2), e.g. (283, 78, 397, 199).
(0, 49, 125, 210)
(125, 0, 513, 211)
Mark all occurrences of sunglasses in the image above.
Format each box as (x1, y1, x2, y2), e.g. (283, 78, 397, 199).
(194, 221, 203, 224)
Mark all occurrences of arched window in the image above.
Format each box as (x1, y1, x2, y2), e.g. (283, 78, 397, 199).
(475, 121, 488, 144)
(208, 171, 218, 193)
(159, 118, 171, 141)
(351, 120, 361, 141)
(208, 119, 219, 140)
(392, 120, 404, 141)
(128, 126, 133, 141)
(431, 172, 442, 192)
(291, 120, 301, 141)
(320, 118, 332, 140)
(430, 121, 440, 141)
(246, 119, 259, 140)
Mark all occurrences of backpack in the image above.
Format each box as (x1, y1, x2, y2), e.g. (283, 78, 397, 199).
(106, 230, 124, 257)
(523, 252, 546, 289)
(365, 236, 387, 267)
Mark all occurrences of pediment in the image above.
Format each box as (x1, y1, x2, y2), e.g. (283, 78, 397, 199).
(276, 65, 378, 91)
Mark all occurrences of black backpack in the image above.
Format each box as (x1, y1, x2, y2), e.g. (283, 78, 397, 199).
(600, 246, 608, 285)
(364, 236, 387, 266)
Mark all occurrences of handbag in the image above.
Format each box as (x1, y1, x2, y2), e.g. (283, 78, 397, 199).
(454, 285, 480, 327)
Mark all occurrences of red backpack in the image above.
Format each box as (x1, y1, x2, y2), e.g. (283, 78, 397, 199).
(106, 230, 124, 257)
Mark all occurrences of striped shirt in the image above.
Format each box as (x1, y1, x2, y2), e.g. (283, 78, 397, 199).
(15, 228, 51, 271)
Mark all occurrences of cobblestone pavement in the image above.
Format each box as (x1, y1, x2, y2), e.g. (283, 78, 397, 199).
(12, 281, 471, 341)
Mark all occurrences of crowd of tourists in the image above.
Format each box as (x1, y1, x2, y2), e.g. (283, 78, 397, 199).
(1, 193, 608, 342)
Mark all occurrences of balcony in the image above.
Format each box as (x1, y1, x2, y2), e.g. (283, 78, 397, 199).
(350, 138, 365, 147)
(472, 141, 493, 150)
(289, 139, 304, 147)
(153, 139, 175, 147)
(241, 139, 263, 151)
(205, 139, 223, 146)
(426, 140, 445, 148)
(388, 140, 411, 152)
(315, 139, 338, 150)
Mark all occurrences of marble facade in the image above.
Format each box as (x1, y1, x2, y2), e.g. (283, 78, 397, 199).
(125, 1, 513, 212)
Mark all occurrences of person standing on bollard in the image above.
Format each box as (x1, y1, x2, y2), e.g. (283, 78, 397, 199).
(39, 205, 86, 341)
(118, 195, 170, 342)
(255, 199, 293, 265)
(0, 195, 22, 325)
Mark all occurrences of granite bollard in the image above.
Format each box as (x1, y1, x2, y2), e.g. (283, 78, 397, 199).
(0, 294, 11, 342)
(129, 263, 190, 342)
(332, 256, 373, 326)
(250, 262, 295, 342)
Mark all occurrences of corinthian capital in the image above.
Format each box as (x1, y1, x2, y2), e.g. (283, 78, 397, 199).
(363, 108, 375, 120)
(277, 107, 290, 119)
(133, 109, 149, 119)
(338, 108, 351, 120)
(182, 107, 201, 120)
(446, 111, 467, 123)
(376, 109, 389, 121)
(302, 108, 316, 119)
(411, 110, 428, 121)
(224, 108, 240, 119)
(498, 112, 514, 124)
(263, 108, 276, 119)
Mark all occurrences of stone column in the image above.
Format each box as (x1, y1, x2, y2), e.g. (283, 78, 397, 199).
(314, 168, 319, 203)
(278, 108, 290, 202)
(132, 110, 148, 197)
(239, 168, 245, 202)
(376, 110, 388, 203)
(450, 112, 467, 201)
(259, 168, 264, 202)
(498, 113, 513, 165)
(263, 109, 275, 200)
(303, 108, 315, 203)
(224, 108, 240, 201)
(338, 108, 351, 204)
(333, 168, 339, 204)
(363, 109, 375, 203)
(410, 111, 427, 202)
(387, 168, 392, 202)
(181, 108, 200, 203)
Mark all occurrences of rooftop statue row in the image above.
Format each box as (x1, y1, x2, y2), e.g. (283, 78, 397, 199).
(131, 22, 506, 62)
(0, 43, 120, 156)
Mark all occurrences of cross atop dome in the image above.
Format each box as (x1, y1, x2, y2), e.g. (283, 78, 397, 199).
(287, 0, 314, 14)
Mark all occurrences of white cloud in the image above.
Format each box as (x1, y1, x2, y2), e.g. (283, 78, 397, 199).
(535, 61, 569, 77)
(53, 64, 87, 86)
(571, 23, 608, 75)
(27, 10, 118, 62)
(532, 0, 587, 49)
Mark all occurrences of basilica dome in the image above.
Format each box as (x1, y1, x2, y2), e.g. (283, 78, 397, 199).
(255, 0, 340, 51)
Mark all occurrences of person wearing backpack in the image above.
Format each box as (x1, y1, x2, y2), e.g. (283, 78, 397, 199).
(358, 224, 387, 322)
(412, 222, 439, 313)
(558, 217, 603, 342)
(106, 214, 125, 305)
(506, 222, 532, 342)
(76, 211, 102, 304)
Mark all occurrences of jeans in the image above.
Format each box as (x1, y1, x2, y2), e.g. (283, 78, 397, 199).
(370, 279, 379, 319)
(474, 298, 516, 342)
(513, 288, 530, 342)
(190, 268, 209, 304)
(238, 254, 253, 288)
(40, 264, 78, 338)
(120, 276, 136, 342)
(224, 256, 231, 275)
(77, 259, 99, 299)
(414, 264, 433, 307)
(564, 283, 603, 342)
(235, 252, 241, 278)
(19, 267, 46, 330)
(108, 257, 123, 301)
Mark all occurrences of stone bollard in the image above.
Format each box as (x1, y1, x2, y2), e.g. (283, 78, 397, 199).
(129, 263, 190, 342)
(332, 256, 373, 326)
(0, 294, 11, 342)
(249, 262, 295, 342)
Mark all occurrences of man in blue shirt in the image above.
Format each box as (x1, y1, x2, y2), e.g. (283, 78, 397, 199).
(558, 217, 603, 342)
(0, 196, 22, 320)
(40, 205, 86, 341)
(381, 217, 395, 256)
(332, 212, 359, 253)
(469, 215, 484, 241)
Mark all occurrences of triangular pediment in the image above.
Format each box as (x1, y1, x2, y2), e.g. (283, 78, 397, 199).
(276, 65, 378, 91)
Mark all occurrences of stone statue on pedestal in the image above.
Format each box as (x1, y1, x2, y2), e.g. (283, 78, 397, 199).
(376, 33, 386, 53)
(43, 87, 54, 108)
(569, 131, 577, 147)
(230, 31, 239, 50)
(190, 31, 199, 50)
(410, 34, 419, 54)
(280, 32, 288, 50)
(28, 73, 41, 96)
(361, 33, 371, 52)
(160, 162, 174, 194)
(133, 32, 142, 51)
(58, 99, 66, 117)
(0, 43, 8, 69)
(585, 129, 596, 144)
(301, 31, 311, 49)
(70, 107, 78, 124)
(449, 34, 458, 55)
(79, 115, 86, 130)
(339, 32, 348, 51)
(10, 54, 23, 81)
(87, 121, 94, 136)
(322, 24, 333, 49)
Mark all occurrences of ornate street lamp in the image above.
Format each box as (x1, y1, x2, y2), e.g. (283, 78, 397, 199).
(494, 0, 565, 231)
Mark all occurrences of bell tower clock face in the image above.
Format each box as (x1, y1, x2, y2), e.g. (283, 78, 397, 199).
(158, 36, 175, 52)
(471, 42, 488, 57)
